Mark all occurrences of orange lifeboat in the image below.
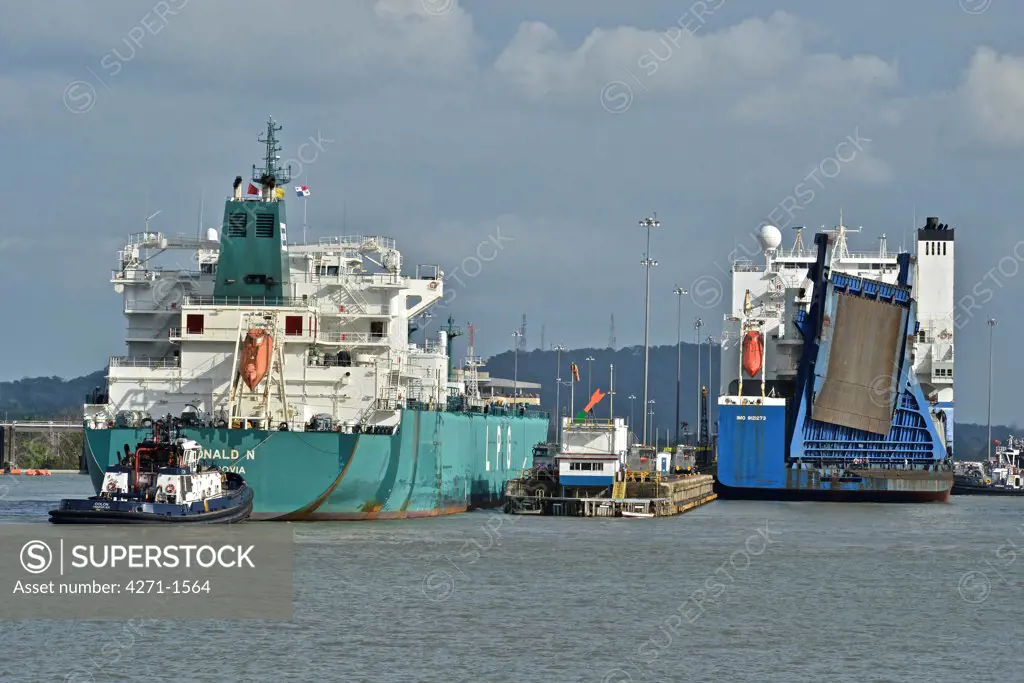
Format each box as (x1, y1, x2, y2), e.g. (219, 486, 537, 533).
(239, 328, 273, 390)
(742, 330, 764, 378)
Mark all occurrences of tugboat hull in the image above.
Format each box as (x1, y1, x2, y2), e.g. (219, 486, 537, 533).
(951, 484, 1024, 497)
(49, 486, 253, 525)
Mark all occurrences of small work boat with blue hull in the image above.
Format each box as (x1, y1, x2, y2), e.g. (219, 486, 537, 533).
(51, 422, 252, 524)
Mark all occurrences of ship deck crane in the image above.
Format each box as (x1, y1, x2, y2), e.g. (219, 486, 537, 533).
(443, 315, 464, 382)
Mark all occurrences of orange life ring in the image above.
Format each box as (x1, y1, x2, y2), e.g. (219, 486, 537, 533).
(428, 281, 438, 290)
(166, 483, 176, 494)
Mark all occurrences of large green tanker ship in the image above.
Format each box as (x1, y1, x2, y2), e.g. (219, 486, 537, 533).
(83, 118, 549, 519)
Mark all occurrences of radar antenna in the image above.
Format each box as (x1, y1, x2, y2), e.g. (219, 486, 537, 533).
(826, 213, 861, 264)
(252, 117, 292, 193)
(791, 226, 805, 254)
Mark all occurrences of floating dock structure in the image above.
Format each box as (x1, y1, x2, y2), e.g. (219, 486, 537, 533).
(505, 471, 716, 517)
(503, 410, 716, 518)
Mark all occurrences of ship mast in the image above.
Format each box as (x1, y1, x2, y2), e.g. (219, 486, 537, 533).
(252, 117, 292, 201)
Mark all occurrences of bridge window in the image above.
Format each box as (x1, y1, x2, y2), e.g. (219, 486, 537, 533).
(186, 314, 204, 334)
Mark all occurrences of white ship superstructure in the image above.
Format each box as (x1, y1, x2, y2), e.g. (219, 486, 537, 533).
(718, 217, 955, 453)
(87, 230, 451, 432)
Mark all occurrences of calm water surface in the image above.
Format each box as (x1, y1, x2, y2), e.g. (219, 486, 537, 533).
(0, 475, 1020, 682)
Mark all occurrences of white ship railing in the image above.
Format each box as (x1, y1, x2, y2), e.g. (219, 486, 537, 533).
(317, 235, 397, 251)
(125, 299, 183, 312)
(306, 356, 358, 367)
(167, 328, 316, 342)
(409, 340, 445, 354)
(109, 356, 180, 368)
(362, 272, 404, 286)
(127, 232, 219, 249)
(733, 250, 902, 269)
(316, 332, 390, 345)
(319, 303, 391, 316)
(113, 268, 206, 282)
(183, 295, 316, 308)
(295, 272, 404, 287)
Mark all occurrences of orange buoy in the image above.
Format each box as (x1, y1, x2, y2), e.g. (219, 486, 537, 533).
(239, 328, 273, 390)
(742, 330, 764, 378)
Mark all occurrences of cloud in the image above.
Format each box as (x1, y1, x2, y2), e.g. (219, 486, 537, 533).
(959, 47, 1024, 146)
(1, 0, 478, 107)
(493, 10, 897, 122)
(841, 150, 894, 185)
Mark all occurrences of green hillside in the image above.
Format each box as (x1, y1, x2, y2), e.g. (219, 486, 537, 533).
(0, 349, 1009, 459)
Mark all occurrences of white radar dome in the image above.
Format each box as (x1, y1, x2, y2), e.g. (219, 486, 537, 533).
(757, 224, 783, 250)
(206, 227, 219, 241)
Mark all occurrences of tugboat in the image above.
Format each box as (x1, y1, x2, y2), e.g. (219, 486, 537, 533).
(50, 419, 253, 524)
(952, 437, 1024, 496)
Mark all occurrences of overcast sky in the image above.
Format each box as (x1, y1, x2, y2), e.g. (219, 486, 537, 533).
(1, 0, 1022, 424)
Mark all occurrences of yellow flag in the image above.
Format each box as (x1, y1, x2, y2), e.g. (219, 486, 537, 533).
(274, 186, 285, 198)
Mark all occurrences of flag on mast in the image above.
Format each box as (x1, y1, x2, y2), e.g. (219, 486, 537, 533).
(571, 363, 580, 382)
(246, 183, 258, 195)
(274, 186, 285, 199)
(294, 185, 310, 197)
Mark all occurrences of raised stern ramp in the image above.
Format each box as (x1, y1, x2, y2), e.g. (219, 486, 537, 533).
(812, 292, 904, 435)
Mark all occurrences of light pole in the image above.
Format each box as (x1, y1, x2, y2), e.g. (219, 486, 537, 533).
(988, 318, 997, 462)
(558, 379, 572, 440)
(648, 400, 656, 448)
(706, 334, 715, 437)
(673, 286, 687, 448)
(639, 214, 661, 445)
(628, 394, 637, 435)
(694, 317, 704, 442)
(585, 356, 595, 398)
(554, 344, 566, 443)
(609, 363, 615, 420)
(512, 330, 523, 403)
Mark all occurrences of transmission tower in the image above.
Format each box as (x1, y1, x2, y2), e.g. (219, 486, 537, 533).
(464, 323, 483, 402)
(608, 313, 616, 349)
(519, 313, 527, 350)
(541, 324, 545, 351)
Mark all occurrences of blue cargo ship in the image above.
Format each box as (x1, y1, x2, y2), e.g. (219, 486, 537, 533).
(83, 118, 549, 519)
(714, 220, 955, 501)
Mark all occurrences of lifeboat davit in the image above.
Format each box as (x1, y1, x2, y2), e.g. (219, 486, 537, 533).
(239, 328, 273, 390)
(742, 330, 764, 378)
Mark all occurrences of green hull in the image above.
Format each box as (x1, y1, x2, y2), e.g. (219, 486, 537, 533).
(84, 409, 548, 520)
